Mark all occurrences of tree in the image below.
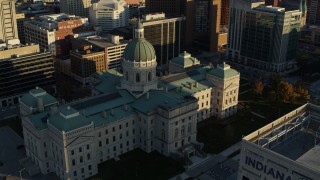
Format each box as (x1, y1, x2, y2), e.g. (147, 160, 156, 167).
(268, 74, 282, 102)
(279, 81, 299, 102)
(252, 80, 264, 95)
(269, 74, 281, 92)
(294, 82, 310, 101)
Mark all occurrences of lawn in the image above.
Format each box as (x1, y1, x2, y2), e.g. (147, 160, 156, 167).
(90, 149, 184, 180)
(197, 109, 268, 154)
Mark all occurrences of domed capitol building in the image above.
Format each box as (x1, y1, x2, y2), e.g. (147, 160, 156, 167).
(19, 22, 240, 179)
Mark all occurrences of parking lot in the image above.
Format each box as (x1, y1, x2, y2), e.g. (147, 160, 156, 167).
(0, 126, 25, 179)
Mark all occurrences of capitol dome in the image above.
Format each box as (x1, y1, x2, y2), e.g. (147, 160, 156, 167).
(120, 20, 158, 97)
(123, 22, 156, 62)
(123, 38, 156, 62)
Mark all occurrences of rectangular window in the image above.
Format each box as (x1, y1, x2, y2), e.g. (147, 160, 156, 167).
(106, 138, 109, 144)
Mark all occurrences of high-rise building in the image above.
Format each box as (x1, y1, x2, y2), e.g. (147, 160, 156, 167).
(227, 0, 302, 79)
(220, 0, 229, 26)
(130, 13, 186, 69)
(24, 13, 91, 56)
(0, 41, 54, 108)
(265, 0, 279, 6)
(145, 0, 228, 52)
(182, 0, 228, 51)
(16, 13, 26, 44)
(60, 0, 98, 17)
(89, 0, 130, 33)
(145, 0, 184, 17)
(0, 0, 18, 42)
(308, 0, 320, 25)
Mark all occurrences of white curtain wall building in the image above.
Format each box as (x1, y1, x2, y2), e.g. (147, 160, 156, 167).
(89, 0, 130, 33)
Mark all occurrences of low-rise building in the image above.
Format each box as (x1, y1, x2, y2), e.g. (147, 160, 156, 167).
(70, 46, 105, 85)
(24, 13, 91, 56)
(238, 103, 320, 180)
(0, 41, 55, 108)
(19, 23, 240, 179)
(69, 35, 128, 85)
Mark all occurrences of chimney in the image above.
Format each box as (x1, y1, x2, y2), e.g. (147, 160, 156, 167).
(195, 82, 198, 88)
(165, 86, 168, 93)
(146, 92, 150, 100)
(124, 104, 128, 111)
(50, 105, 58, 115)
(102, 111, 107, 118)
(37, 97, 44, 112)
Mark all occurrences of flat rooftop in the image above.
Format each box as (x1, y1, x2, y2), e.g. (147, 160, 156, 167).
(244, 103, 320, 172)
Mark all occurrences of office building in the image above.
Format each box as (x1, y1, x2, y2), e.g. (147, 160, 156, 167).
(24, 13, 90, 56)
(145, 0, 228, 52)
(308, 0, 320, 25)
(89, 0, 130, 33)
(19, 23, 240, 180)
(238, 103, 320, 180)
(220, 0, 229, 27)
(145, 0, 184, 17)
(130, 13, 186, 69)
(227, 0, 302, 79)
(265, 0, 279, 6)
(70, 45, 105, 84)
(310, 25, 320, 45)
(60, 0, 98, 17)
(0, 41, 54, 108)
(0, 0, 19, 42)
(183, 0, 228, 51)
(70, 35, 128, 84)
(16, 13, 26, 44)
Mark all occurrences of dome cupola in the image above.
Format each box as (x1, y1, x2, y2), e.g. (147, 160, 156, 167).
(123, 19, 156, 62)
(120, 19, 158, 97)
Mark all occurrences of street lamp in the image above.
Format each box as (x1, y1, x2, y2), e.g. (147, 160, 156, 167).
(19, 168, 25, 180)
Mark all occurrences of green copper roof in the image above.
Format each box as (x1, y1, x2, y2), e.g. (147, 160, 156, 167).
(123, 38, 156, 62)
(20, 88, 58, 109)
(30, 111, 49, 130)
(94, 69, 123, 94)
(48, 106, 91, 132)
(171, 51, 199, 67)
(208, 63, 239, 79)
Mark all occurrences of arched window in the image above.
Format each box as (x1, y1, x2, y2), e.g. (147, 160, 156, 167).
(148, 72, 152, 81)
(136, 73, 140, 82)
